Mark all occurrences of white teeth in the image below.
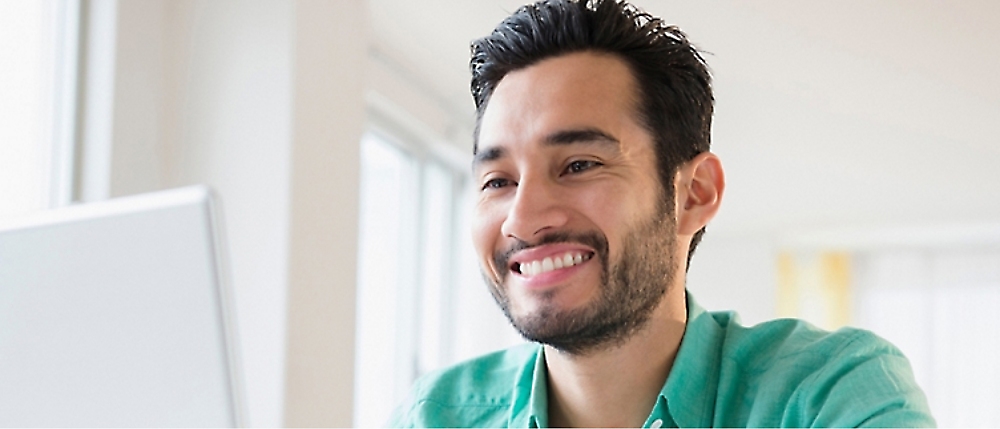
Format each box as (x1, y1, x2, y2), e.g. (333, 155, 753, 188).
(518, 252, 592, 277)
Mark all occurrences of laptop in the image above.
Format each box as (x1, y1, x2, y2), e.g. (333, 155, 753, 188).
(0, 186, 245, 427)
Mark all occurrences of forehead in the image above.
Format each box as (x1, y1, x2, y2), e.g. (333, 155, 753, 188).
(476, 51, 647, 156)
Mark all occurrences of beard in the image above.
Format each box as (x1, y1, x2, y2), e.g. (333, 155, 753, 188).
(484, 201, 677, 356)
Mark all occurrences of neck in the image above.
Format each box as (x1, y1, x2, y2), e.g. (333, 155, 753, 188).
(545, 287, 688, 428)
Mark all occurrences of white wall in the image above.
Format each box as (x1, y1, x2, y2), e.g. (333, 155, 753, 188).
(166, 2, 294, 426)
(84, 0, 366, 426)
(686, 235, 777, 326)
(284, 1, 366, 427)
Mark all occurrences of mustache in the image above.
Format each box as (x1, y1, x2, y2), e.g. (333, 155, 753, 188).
(493, 231, 610, 278)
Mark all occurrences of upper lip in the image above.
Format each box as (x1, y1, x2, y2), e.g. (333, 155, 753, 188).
(507, 243, 596, 271)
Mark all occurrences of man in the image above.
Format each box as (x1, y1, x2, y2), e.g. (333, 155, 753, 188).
(390, 0, 935, 427)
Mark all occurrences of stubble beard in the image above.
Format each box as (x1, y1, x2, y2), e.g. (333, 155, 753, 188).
(484, 202, 678, 356)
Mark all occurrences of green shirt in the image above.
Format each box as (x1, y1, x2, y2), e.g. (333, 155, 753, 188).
(389, 293, 935, 427)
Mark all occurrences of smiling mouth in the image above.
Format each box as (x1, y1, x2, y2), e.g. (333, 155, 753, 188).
(512, 251, 595, 277)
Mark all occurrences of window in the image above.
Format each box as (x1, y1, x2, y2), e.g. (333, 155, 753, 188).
(354, 129, 518, 427)
(353, 132, 419, 428)
(854, 248, 1000, 427)
(355, 132, 465, 426)
(0, 0, 79, 217)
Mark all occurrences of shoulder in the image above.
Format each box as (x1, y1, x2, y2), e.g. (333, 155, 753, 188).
(387, 343, 539, 428)
(721, 316, 899, 365)
(718, 317, 935, 427)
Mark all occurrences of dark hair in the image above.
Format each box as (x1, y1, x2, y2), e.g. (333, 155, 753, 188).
(470, 0, 714, 269)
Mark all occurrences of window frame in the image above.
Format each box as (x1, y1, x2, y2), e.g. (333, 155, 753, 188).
(353, 101, 473, 427)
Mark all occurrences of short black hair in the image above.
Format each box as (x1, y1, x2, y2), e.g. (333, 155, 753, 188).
(470, 0, 713, 269)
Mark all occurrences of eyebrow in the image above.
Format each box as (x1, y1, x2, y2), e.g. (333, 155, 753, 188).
(545, 128, 620, 146)
(472, 146, 506, 170)
(472, 128, 620, 170)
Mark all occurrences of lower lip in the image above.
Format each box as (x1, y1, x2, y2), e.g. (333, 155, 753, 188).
(511, 258, 593, 289)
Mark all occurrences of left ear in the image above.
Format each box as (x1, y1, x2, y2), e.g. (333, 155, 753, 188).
(675, 151, 725, 235)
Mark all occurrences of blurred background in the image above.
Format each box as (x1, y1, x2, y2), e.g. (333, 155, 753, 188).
(2, 0, 998, 427)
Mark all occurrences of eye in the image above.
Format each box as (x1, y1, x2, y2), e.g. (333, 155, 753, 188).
(481, 177, 514, 191)
(564, 159, 602, 175)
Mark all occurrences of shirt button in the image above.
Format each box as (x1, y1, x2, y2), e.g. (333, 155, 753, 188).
(650, 419, 663, 428)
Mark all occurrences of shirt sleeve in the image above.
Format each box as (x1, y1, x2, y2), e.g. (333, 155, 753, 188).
(790, 330, 936, 428)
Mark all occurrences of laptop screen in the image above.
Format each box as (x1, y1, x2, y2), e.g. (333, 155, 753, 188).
(0, 186, 244, 427)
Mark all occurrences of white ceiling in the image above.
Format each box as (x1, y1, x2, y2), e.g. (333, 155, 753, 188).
(368, 0, 1000, 238)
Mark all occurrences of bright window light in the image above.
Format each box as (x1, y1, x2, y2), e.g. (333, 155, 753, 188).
(0, 0, 78, 217)
(354, 132, 420, 428)
(0, 1, 56, 217)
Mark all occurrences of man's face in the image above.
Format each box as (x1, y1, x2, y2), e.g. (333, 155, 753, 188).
(472, 51, 679, 354)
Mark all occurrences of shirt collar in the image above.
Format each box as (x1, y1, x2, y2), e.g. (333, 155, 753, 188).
(510, 345, 547, 428)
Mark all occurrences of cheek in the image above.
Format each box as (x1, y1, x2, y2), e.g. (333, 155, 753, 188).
(572, 182, 660, 253)
(471, 203, 505, 271)
(572, 185, 632, 229)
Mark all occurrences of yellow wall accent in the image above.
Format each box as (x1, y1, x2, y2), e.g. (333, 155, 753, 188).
(820, 252, 852, 329)
(777, 252, 800, 318)
(776, 251, 853, 330)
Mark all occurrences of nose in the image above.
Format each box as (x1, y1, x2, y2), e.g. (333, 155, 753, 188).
(500, 177, 570, 241)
